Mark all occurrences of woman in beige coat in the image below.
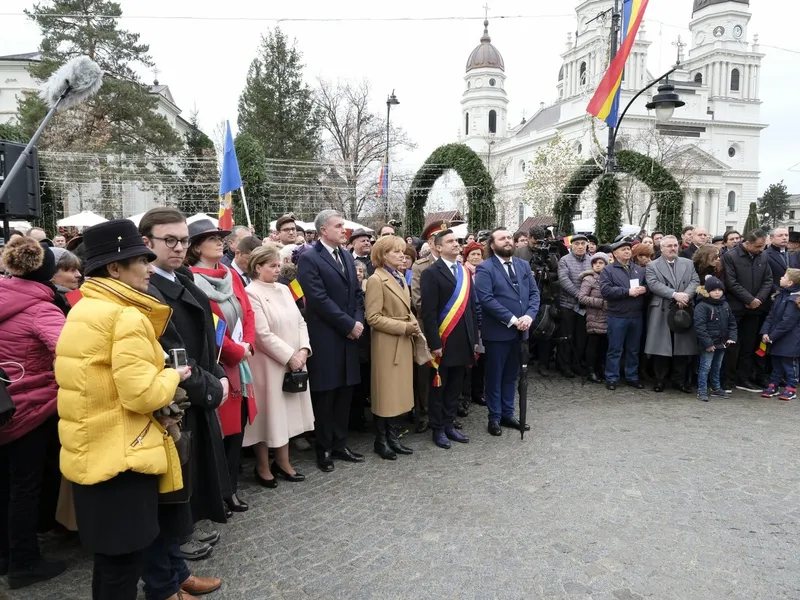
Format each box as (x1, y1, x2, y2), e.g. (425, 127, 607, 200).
(244, 245, 314, 487)
(365, 235, 420, 460)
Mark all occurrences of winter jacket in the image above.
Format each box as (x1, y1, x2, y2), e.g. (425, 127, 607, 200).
(0, 278, 65, 445)
(693, 288, 737, 350)
(56, 277, 180, 486)
(721, 243, 773, 315)
(599, 260, 647, 318)
(759, 285, 800, 358)
(558, 250, 593, 311)
(578, 270, 607, 334)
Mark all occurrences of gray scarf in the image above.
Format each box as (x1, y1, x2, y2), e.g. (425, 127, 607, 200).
(193, 266, 243, 333)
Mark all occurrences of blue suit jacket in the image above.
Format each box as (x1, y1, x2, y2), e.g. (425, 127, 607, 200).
(766, 245, 800, 292)
(475, 255, 540, 342)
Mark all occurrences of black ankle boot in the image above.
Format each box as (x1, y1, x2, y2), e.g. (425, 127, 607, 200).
(373, 417, 397, 460)
(8, 558, 67, 590)
(386, 418, 413, 455)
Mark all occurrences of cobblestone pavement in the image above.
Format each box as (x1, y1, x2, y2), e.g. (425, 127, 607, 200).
(5, 375, 800, 600)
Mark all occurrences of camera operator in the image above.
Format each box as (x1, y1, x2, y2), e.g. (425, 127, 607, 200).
(557, 235, 593, 377)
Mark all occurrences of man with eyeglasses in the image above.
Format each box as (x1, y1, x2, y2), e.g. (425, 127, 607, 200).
(276, 215, 297, 246)
(137, 207, 227, 597)
(220, 226, 250, 268)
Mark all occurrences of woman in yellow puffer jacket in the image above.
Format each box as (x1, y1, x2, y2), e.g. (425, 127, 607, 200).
(55, 220, 190, 600)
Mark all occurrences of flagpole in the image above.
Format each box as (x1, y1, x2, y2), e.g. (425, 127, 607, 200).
(239, 184, 253, 230)
(605, 0, 621, 175)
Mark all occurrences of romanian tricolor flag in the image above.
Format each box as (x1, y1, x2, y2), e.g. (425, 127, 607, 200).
(377, 155, 388, 198)
(587, 0, 649, 127)
(218, 120, 242, 230)
(289, 279, 304, 302)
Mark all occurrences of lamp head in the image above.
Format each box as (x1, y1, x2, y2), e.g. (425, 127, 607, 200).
(646, 82, 685, 122)
(387, 90, 400, 106)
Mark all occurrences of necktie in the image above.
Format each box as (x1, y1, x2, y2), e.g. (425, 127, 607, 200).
(451, 264, 458, 278)
(333, 248, 344, 273)
(505, 261, 518, 286)
(668, 261, 676, 281)
(783, 251, 788, 267)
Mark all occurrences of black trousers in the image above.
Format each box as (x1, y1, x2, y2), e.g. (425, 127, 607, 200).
(222, 399, 248, 496)
(723, 312, 761, 384)
(558, 309, 587, 374)
(414, 363, 430, 420)
(653, 354, 691, 386)
(311, 385, 354, 455)
(428, 366, 466, 430)
(462, 354, 486, 401)
(584, 334, 608, 377)
(0, 416, 58, 570)
(350, 362, 370, 428)
(92, 551, 143, 600)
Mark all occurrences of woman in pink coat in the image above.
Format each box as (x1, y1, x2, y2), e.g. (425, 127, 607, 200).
(0, 237, 66, 589)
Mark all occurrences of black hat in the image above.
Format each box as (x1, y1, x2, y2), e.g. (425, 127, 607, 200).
(348, 228, 371, 243)
(570, 234, 588, 243)
(611, 239, 632, 251)
(586, 234, 599, 245)
(188, 219, 231, 245)
(667, 303, 694, 334)
(712, 235, 724, 244)
(790, 231, 800, 243)
(82, 219, 157, 276)
(704, 275, 724, 293)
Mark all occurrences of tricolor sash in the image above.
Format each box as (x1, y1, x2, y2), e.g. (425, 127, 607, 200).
(430, 262, 471, 387)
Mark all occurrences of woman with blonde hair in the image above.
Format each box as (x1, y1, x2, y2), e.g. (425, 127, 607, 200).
(365, 235, 420, 460)
(244, 245, 314, 486)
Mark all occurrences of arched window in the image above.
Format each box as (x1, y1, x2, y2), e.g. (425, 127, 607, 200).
(731, 68, 740, 91)
(488, 110, 497, 134)
(558, 66, 564, 81)
(694, 72, 703, 84)
(579, 62, 587, 85)
(727, 191, 736, 212)
(465, 112, 469, 136)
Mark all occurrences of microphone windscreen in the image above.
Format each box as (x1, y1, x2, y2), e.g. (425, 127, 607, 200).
(40, 55, 104, 110)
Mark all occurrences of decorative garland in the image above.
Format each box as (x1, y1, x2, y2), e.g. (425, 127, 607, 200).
(406, 143, 496, 235)
(554, 149, 684, 242)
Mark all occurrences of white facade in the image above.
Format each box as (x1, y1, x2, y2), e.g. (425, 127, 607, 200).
(457, 0, 766, 235)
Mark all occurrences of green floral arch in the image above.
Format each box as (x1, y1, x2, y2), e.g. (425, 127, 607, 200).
(406, 143, 496, 235)
(554, 149, 684, 243)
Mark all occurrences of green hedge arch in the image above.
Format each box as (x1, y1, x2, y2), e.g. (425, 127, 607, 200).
(406, 143, 496, 235)
(554, 149, 684, 242)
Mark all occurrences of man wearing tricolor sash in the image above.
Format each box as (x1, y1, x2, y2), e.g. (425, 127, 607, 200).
(420, 229, 479, 450)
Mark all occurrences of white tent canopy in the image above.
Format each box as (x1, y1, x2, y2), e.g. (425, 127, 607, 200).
(572, 218, 640, 237)
(187, 213, 219, 227)
(57, 211, 108, 228)
(127, 212, 147, 227)
(8, 220, 32, 231)
(450, 223, 469, 239)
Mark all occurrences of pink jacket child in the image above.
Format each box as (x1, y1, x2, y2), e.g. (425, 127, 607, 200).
(0, 257, 66, 445)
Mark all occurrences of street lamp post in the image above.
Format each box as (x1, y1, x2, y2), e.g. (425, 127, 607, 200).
(385, 90, 400, 220)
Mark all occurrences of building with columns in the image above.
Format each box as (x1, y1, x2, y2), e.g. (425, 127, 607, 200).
(457, 0, 767, 235)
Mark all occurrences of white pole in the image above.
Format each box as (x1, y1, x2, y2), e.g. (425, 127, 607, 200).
(239, 184, 253, 231)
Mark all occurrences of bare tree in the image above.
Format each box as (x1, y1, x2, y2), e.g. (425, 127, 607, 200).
(315, 78, 415, 219)
(523, 134, 581, 217)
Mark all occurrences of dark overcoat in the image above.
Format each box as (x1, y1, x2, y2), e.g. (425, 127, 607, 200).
(297, 241, 365, 392)
(148, 270, 231, 527)
(420, 259, 479, 368)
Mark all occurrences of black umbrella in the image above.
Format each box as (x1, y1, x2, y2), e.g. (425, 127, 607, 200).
(518, 330, 530, 440)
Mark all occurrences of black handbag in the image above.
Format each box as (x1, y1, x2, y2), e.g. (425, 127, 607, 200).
(159, 429, 192, 505)
(283, 370, 309, 393)
(0, 368, 16, 429)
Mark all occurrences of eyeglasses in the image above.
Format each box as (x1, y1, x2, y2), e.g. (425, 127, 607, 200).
(150, 235, 190, 249)
(280, 227, 296, 233)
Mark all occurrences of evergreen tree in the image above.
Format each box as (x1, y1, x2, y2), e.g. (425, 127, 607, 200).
(19, 1, 183, 217)
(758, 180, 790, 229)
(233, 132, 271, 235)
(237, 28, 321, 212)
(744, 202, 760, 234)
(178, 110, 218, 216)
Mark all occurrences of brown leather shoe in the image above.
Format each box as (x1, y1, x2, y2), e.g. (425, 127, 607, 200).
(180, 574, 222, 595)
(165, 592, 199, 600)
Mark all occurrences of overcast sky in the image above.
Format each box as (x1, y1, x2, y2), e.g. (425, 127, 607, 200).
(2, 0, 798, 196)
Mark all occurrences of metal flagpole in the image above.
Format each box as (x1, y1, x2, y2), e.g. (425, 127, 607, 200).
(239, 184, 253, 231)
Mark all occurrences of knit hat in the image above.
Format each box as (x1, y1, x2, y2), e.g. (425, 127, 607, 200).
(462, 241, 484, 260)
(590, 252, 609, 265)
(1, 236, 56, 283)
(704, 275, 724, 293)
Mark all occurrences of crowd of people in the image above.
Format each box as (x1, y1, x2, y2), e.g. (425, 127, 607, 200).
(0, 209, 798, 599)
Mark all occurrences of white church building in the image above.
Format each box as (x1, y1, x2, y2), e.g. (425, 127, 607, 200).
(458, 0, 766, 234)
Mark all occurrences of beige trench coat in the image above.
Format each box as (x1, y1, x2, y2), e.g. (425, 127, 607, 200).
(365, 269, 417, 418)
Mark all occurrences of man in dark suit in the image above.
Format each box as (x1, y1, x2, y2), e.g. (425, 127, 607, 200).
(475, 228, 540, 436)
(297, 210, 366, 472)
(765, 227, 800, 292)
(220, 225, 250, 268)
(420, 229, 479, 449)
(139, 208, 225, 597)
(349, 228, 375, 277)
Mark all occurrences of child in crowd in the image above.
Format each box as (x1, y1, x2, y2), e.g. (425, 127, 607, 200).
(694, 276, 737, 402)
(579, 252, 609, 384)
(760, 268, 800, 401)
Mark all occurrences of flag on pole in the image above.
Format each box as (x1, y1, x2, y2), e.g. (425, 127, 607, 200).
(212, 314, 227, 347)
(377, 155, 388, 198)
(586, 0, 650, 128)
(218, 120, 242, 230)
(288, 279, 304, 302)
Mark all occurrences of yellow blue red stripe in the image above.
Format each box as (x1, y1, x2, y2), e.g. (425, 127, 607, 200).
(430, 264, 471, 386)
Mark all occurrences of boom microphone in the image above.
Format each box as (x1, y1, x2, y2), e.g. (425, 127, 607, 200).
(0, 55, 103, 221)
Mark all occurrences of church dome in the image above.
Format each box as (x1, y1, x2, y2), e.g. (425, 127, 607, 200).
(466, 20, 505, 72)
(693, 0, 749, 14)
